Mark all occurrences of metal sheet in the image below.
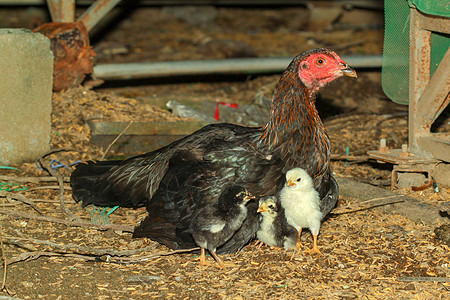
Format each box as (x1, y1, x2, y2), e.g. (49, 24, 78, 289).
(92, 55, 382, 80)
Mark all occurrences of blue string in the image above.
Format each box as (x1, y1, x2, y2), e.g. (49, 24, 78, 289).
(69, 160, 82, 167)
(36, 160, 44, 170)
(50, 159, 69, 170)
(36, 159, 82, 170)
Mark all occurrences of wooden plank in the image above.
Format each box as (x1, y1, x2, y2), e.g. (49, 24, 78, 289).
(88, 120, 208, 155)
(88, 120, 207, 135)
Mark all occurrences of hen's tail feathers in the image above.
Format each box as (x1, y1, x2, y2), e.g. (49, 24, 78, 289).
(71, 160, 127, 208)
(320, 175, 339, 217)
(133, 216, 198, 250)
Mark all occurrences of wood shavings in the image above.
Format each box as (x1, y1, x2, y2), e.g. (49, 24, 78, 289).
(0, 9, 446, 298)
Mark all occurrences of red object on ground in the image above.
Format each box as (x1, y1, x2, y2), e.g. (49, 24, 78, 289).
(215, 102, 238, 121)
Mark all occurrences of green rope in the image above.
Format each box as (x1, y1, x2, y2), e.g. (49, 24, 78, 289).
(0, 166, 24, 172)
(0, 182, 27, 192)
(85, 205, 120, 225)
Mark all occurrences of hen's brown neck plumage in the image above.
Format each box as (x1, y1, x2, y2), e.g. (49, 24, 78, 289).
(260, 67, 329, 179)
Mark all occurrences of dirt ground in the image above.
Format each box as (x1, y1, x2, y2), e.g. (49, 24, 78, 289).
(0, 4, 449, 300)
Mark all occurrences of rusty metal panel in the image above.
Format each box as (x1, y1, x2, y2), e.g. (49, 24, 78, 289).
(78, 0, 121, 31)
(419, 13, 450, 33)
(46, 0, 75, 22)
(417, 134, 450, 163)
(415, 48, 450, 129)
(409, 8, 432, 155)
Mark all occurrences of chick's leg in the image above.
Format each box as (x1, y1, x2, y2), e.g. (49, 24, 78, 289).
(311, 234, 322, 255)
(296, 228, 303, 254)
(304, 232, 322, 256)
(290, 228, 303, 260)
(255, 240, 265, 249)
(210, 251, 226, 269)
(199, 248, 207, 264)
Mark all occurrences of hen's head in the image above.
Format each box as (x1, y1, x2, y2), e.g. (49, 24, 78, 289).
(296, 48, 357, 93)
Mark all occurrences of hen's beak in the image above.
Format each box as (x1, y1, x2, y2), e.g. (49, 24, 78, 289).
(341, 64, 357, 78)
(257, 205, 267, 213)
(286, 179, 296, 187)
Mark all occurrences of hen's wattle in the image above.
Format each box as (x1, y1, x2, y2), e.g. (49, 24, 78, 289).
(70, 48, 356, 253)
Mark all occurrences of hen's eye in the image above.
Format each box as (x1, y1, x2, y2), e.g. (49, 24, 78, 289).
(316, 57, 325, 66)
(296, 178, 301, 182)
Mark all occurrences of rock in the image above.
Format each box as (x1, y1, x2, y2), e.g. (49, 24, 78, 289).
(0, 28, 53, 164)
(336, 176, 447, 225)
(434, 223, 450, 245)
(397, 172, 427, 188)
(167, 100, 217, 124)
(433, 163, 450, 188)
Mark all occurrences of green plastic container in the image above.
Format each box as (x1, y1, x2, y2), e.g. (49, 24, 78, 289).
(382, 0, 450, 105)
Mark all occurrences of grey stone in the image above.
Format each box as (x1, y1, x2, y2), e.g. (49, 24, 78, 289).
(0, 28, 53, 164)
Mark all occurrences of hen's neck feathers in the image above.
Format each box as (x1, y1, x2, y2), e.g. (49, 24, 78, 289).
(260, 63, 330, 178)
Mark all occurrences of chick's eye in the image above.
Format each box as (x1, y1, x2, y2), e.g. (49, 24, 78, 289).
(268, 205, 275, 209)
(297, 178, 301, 182)
(316, 57, 325, 66)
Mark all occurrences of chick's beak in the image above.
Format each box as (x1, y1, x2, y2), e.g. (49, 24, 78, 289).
(244, 194, 256, 202)
(286, 179, 295, 187)
(341, 64, 357, 78)
(257, 205, 267, 213)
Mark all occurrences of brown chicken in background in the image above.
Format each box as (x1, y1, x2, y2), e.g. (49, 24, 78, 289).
(33, 21, 95, 92)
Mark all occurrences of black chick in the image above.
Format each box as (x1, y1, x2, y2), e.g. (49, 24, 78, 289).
(189, 185, 255, 268)
(256, 195, 298, 250)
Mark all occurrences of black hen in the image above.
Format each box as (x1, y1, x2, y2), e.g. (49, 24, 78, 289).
(71, 48, 357, 253)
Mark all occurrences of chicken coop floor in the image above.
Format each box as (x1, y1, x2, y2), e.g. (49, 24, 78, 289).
(0, 5, 449, 299)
